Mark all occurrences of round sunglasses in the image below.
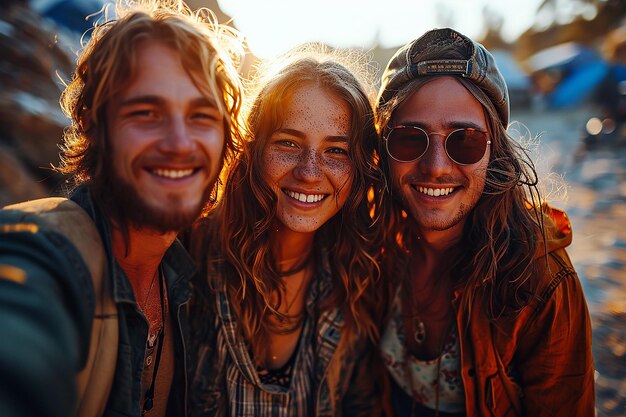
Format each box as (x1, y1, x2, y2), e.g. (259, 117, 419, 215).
(384, 125, 491, 165)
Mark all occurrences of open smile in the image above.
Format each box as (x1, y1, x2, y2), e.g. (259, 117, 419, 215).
(413, 185, 457, 197)
(282, 188, 328, 203)
(146, 167, 200, 180)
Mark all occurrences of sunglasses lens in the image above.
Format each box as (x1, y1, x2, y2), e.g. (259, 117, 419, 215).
(446, 129, 488, 165)
(387, 127, 428, 162)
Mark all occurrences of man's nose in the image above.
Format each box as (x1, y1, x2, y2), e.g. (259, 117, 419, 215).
(157, 116, 196, 155)
(418, 134, 454, 177)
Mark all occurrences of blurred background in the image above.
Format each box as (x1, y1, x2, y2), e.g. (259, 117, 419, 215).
(0, 0, 625, 414)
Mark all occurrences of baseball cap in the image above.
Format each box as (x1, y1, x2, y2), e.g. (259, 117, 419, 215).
(378, 28, 510, 126)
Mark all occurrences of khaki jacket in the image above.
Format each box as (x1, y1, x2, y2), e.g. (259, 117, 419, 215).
(456, 208, 595, 416)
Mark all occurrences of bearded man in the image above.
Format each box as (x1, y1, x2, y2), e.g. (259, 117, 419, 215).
(0, 2, 244, 416)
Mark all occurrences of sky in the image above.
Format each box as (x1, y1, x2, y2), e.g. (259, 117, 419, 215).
(217, 0, 553, 58)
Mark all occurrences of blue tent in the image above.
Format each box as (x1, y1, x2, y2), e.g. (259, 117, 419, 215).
(31, 0, 104, 35)
(526, 42, 609, 109)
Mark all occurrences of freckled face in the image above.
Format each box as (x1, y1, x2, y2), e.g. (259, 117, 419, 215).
(262, 83, 353, 234)
(388, 77, 490, 239)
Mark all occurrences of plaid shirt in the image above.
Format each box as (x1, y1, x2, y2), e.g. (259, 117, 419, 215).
(190, 255, 349, 417)
(221, 271, 338, 417)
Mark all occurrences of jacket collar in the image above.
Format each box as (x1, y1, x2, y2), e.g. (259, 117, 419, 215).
(70, 185, 194, 307)
(533, 204, 573, 260)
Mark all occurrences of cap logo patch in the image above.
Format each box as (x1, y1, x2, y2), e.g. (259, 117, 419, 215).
(416, 59, 470, 76)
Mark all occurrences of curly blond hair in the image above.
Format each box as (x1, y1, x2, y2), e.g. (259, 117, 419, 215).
(58, 0, 245, 192)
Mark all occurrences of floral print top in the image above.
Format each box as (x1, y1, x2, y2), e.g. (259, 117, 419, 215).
(380, 289, 465, 414)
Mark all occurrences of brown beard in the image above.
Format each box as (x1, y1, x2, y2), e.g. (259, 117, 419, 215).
(91, 156, 215, 234)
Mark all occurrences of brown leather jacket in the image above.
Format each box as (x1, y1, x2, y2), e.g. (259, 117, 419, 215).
(454, 208, 595, 416)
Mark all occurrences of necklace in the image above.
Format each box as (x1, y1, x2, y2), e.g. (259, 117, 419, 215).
(276, 248, 313, 277)
(270, 263, 311, 335)
(402, 286, 438, 347)
(399, 259, 455, 417)
(277, 260, 309, 277)
(141, 270, 158, 311)
(405, 315, 454, 417)
(141, 269, 163, 346)
(402, 267, 452, 347)
(413, 319, 427, 344)
(283, 267, 309, 314)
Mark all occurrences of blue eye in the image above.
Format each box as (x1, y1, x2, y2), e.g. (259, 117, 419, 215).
(328, 147, 349, 156)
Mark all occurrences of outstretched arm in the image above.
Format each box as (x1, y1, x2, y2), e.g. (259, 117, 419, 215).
(0, 221, 93, 417)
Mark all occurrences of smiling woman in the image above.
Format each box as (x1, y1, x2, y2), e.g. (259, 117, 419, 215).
(187, 44, 388, 417)
(262, 83, 353, 233)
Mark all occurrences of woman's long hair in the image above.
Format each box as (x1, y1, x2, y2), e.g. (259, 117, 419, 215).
(191, 46, 386, 363)
(376, 43, 547, 319)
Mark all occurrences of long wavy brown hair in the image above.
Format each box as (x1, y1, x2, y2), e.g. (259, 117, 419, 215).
(191, 46, 386, 363)
(57, 0, 245, 206)
(376, 44, 549, 319)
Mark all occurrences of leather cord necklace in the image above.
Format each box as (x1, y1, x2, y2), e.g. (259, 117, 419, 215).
(277, 257, 310, 277)
(142, 266, 165, 414)
(271, 271, 310, 335)
(402, 279, 446, 346)
(271, 252, 313, 335)
(405, 315, 454, 417)
(401, 264, 455, 417)
(142, 271, 158, 311)
(276, 247, 312, 277)
(402, 254, 453, 348)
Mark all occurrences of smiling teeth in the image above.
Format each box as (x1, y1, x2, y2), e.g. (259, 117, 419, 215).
(152, 168, 194, 179)
(286, 190, 325, 203)
(418, 187, 454, 196)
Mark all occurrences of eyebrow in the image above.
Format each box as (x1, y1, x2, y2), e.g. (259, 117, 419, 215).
(274, 128, 350, 143)
(325, 135, 350, 144)
(274, 128, 305, 139)
(118, 95, 164, 108)
(397, 120, 486, 131)
(118, 95, 218, 109)
(191, 97, 219, 108)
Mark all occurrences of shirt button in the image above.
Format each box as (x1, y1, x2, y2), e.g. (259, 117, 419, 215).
(146, 355, 153, 367)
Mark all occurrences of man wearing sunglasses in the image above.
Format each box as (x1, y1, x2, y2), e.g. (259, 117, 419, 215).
(376, 28, 594, 416)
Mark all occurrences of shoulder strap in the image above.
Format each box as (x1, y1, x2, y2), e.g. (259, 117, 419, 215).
(4, 197, 118, 417)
